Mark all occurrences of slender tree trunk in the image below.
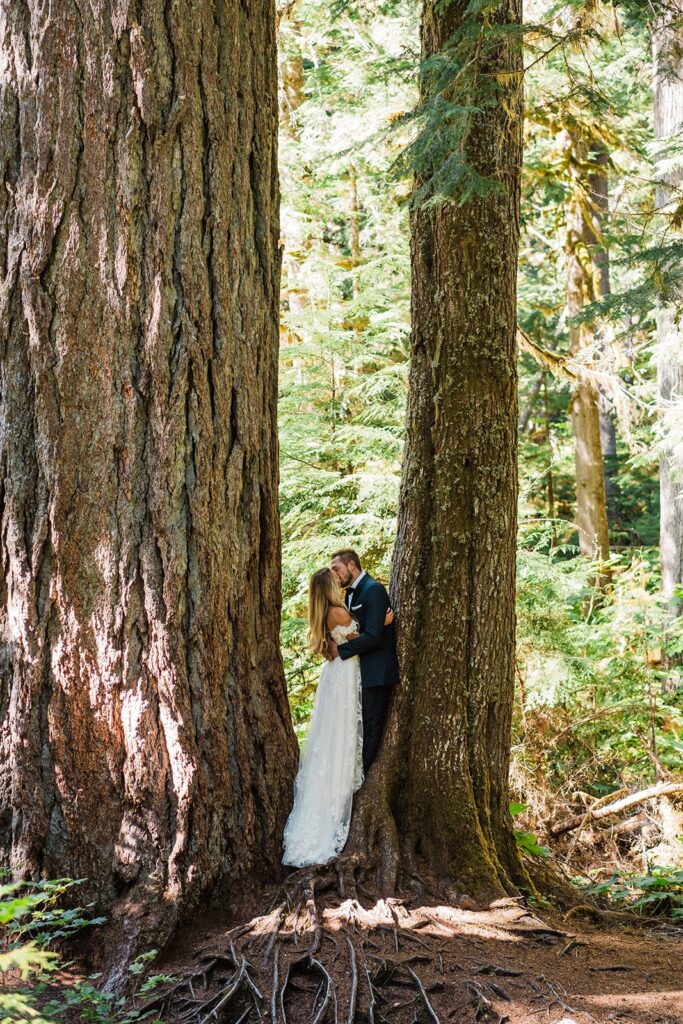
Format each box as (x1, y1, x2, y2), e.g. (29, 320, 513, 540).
(349, 164, 362, 303)
(519, 371, 545, 434)
(0, 0, 297, 957)
(565, 133, 611, 569)
(349, 0, 527, 900)
(589, 147, 620, 523)
(654, 3, 683, 630)
(278, 15, 307, 383)
(278, 4, 305, 135)
(543, 374, 557, 545)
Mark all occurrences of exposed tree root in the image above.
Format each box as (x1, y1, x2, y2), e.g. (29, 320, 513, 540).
(144, 863, 651, 1024)
(407, 965, 441, 1024)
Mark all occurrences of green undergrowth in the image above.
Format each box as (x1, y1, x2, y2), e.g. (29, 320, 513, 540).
(0, 876, 170, 1024)
(581, 864, 683, 919)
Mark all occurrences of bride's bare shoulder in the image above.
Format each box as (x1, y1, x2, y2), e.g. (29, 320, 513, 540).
(327, 605, 352, 629)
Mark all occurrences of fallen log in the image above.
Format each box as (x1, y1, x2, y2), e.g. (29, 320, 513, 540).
(550, 782, 683, 837)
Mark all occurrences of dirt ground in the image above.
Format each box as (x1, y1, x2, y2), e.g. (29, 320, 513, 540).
(151, 885, 683, 1024)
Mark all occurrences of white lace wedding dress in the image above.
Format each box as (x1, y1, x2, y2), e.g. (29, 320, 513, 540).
(282, 622, 363, 867)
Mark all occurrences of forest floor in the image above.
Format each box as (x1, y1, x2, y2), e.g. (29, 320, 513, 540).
(148, 882, 683, 1024)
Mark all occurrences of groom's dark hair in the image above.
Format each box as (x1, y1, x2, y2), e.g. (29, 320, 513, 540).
(331, 548, 362, 571)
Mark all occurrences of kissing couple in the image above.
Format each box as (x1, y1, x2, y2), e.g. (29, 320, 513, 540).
(282, 549, 399, 868)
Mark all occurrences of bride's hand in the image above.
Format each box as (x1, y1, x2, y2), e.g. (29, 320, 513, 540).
(384, 607, 395, 626)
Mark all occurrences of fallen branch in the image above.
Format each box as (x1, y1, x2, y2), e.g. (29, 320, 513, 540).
(551, 782, 683, 836)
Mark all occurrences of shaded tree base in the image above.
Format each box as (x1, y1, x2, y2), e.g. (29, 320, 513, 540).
(334, 760, 534, 909)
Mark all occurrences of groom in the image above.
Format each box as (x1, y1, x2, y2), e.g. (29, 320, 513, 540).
(328, 549, 399, 774)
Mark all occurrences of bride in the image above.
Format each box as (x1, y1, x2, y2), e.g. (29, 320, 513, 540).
(282, 568, 393, 867)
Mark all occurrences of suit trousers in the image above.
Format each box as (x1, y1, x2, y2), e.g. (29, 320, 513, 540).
(361, 686, 392, 775)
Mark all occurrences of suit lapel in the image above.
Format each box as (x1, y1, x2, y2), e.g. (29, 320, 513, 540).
(350, 574, 371, 606)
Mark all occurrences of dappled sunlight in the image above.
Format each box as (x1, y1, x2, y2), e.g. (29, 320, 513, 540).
(323, 898, 533, 944)
(156, 889, 683, 1024)
(243, 894, 559, 946)
(586, 990, 683, 1013)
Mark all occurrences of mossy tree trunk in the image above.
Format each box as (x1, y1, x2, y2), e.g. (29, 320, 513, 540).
(564, 132, 611, 570)
(348, 0, 528, 901)
(0, 0, 297, 957)
(654, 3, 683, 635)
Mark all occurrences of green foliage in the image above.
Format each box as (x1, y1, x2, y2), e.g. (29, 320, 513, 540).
(586, 865, 683, 918)
(515, 540, 683, 796)
(0, 878, 169, 1024)
(278, 1, 683, 843)
(510, 804, 551, 858)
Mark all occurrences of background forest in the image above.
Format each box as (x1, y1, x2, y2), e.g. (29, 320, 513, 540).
(278, 0, 683, 882)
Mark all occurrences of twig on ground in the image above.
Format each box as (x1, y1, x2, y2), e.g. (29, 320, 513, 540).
(589, 965, 634, 972)
(270, 944, 279, 1024)
(536, 974, 576, 1016)
(558, 938, 587, 957)
(466, 980, 509, 1023)
(474, 965, 523, 977)
(407, 967, 442, 1024)
(346, 936, 358, 1024)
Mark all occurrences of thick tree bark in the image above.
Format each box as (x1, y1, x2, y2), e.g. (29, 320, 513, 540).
(0, 0, 297, 955)
(654, 4, 683, 630)
(348, 0, 527, 901)
(565, 133, 611, 569)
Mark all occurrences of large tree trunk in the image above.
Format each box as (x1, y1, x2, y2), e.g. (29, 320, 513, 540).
(0, 0, 297, 957)
(565, 133, 611, 569)
(348, 0, 527, 901)
(654, 3, 683, 631)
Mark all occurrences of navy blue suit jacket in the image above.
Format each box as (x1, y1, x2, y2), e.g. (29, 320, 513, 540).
(337, 574, 399, 689)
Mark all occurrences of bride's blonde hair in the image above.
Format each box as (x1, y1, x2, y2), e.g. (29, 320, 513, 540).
(308, 568, 345, 656)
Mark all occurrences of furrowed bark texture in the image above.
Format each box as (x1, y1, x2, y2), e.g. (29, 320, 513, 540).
(353, 0, 527, 899)
(0, 0, 297, 948)
(654, 4, 683, 626)
(565, 133, 611, 566)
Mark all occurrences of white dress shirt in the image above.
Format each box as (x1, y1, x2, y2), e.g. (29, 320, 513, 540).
(346, 570, 366, 607)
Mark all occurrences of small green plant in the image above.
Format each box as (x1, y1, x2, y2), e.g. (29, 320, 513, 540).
(0, 876, 172, 1023)
(587, 865, 683, 918)
(46, 953, 172, 1024)
(2, 877, 107, 947)
(510, 802, 551, 858)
